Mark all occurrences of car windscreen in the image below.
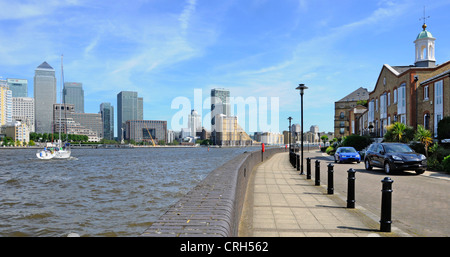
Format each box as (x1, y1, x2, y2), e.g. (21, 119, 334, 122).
(341, 148, 357, 153)
(384, 144, 414, 153)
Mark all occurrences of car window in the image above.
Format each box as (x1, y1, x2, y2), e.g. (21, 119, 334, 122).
(384, 144, 414, 153)
(376, 145, 384, 153)
(341, 148, 356, 153)
(368, 144, 377, 151)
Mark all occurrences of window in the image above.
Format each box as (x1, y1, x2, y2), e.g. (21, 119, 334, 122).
(387, 92, 391, 106)
(393, 89, 397, 103)
(340, 128, 345, 134)
(340, 112, 344, 119)
(424, 113, 430, 130)
(424, 85, 429, 100)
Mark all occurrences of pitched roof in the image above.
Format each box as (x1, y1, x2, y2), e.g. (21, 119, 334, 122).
(36, 61, 54, 70)
(337, 87, 369, 102)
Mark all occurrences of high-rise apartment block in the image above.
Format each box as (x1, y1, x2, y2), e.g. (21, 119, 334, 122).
(12, 97, 35, 132)
(0, 80, 12, 126)
(63, 82, 84, 113)
(34, 61, 56, 134)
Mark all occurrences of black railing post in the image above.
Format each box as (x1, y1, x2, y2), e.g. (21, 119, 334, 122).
(380, 177, 394, 232)
(347, 168, 356, 208)
(315, 160, 320, 186)
(327, 163, 334, 195)
(296, 154, 300, 172)
(306, 158, 311, 179)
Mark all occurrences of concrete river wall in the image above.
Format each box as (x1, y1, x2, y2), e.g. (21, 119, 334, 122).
(140, 147, 285, 237)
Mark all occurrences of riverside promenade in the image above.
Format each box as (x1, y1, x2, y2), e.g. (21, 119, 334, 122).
(238, 151, 411, 237)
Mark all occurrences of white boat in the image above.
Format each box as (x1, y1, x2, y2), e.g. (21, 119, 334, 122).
(36, 148, 56, 160)
(54, 140, 71, 159)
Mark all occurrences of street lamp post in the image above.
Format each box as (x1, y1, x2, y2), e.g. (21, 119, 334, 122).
(296, 84, 308, 175)
(288, 117, 292, 152)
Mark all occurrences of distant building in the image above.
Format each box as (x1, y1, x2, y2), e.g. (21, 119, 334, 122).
(100, 103, 114, 141)
(334, 87, 369, 137)
(63, 82, 84, 113)
(260, 132, 284, 145)
(3, 121, 29, 145)
(0, 80, 12, 126)
(117, 91, 143, 141)
(214, 114, 252, 146)
(125, 120, 167, 144)
(7, 78, 28, 97)
(211, 88, 230, 145)
(188, 109, 202, 139)
(12, 97, 34, 132)
(53, 104, 103, 142)
(34, 61, 57, 133)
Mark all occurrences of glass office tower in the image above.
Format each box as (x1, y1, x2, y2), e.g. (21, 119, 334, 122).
(100, 102, 114, 141)
(7, 78, 28, 97)
(34, 61, 56, 134)
(117, 91, 143, 142)
(63, 82, 84, 113)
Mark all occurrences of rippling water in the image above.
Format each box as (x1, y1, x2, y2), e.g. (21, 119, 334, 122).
(0, 147, 255, 237)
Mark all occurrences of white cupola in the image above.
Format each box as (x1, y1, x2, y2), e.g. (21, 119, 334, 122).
(414, 23, 436, 67)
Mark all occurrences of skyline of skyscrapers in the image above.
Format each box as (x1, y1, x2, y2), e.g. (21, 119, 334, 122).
(34, 61, 56, 134)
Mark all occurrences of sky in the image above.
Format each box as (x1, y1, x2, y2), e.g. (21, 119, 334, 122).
(1, 0, 450, 137)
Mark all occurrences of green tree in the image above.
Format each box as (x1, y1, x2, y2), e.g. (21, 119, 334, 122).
(414, 125, 433, 157)
(320, 135, 328, 145)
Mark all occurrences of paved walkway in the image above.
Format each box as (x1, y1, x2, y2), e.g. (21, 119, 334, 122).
(239, 152, 410, 237)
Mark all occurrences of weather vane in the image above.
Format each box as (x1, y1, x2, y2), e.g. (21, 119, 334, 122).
(420, 6, 430, 25)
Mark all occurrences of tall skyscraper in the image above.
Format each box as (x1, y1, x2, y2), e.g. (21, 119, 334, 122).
(34, 61, 57, 133)
(63, 82, 84, 113)
(211, 88, 230, 144)
(117, 91, 143, 141)
(7, 78, 28, 97)
(100, 102, 114, 141)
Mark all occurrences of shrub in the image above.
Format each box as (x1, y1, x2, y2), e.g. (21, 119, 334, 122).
(325, 146, 335, 155)
(341, 134, 372, 151)
(442, 155, 450, 173)
(437, 117, 450, 142)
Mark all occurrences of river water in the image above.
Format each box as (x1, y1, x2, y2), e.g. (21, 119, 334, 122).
(0, 146, 256, 237)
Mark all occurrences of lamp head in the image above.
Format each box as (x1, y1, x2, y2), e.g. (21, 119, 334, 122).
(296, 84, 308, 95)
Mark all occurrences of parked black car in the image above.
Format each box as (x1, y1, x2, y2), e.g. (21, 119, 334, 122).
(364, 142, 427, 174)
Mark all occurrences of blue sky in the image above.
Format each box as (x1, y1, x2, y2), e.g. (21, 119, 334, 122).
(1, 0, 450, 136)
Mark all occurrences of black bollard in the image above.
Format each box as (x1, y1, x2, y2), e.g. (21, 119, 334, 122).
(315, 160, 320, 186)
(327, 163, 334, 195)
(296, 154, 300, 172)
(380, 177, 394, 232)
(347, 168, 356, 208)
(306, 158, 311, 179)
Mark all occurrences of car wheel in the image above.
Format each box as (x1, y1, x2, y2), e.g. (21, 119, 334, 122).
(364, 159, 372, 170)
(384, 162, 391, 174)
(416, 169, 425, 175)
